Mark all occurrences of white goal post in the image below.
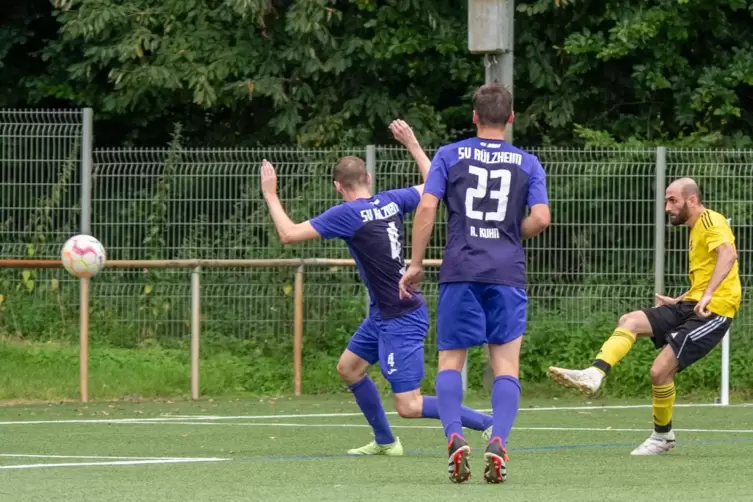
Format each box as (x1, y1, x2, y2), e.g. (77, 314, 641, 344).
(721, 329, 730, 405)
(720, 216, 733, 406)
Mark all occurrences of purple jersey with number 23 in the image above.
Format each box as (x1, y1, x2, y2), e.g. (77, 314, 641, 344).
(424, 137, 548, 287)
(309, 187, 426, 319)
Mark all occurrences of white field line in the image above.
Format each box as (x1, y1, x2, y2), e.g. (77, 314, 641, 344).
(0, 402, 750, 427)
(169, 403, 748, 420)
(121, 421, 753, 434)
(0, 454, 214, 460)
(2, 403, 750, 425)
(0, 458, 228, 470)
(517, 427, 753, 433)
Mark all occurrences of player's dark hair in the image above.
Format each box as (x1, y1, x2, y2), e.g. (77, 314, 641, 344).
(333, 156, 369, 189)
(473, 84, 513, 127)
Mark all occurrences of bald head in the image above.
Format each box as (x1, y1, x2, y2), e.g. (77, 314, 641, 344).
(665, 177, 704, 226)
(667, 177, 702, 203)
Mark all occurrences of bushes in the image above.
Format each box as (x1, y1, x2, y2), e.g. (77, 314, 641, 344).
(1, 289, 749, 401)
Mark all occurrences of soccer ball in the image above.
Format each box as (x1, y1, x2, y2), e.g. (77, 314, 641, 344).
(61, 234, 107, 278)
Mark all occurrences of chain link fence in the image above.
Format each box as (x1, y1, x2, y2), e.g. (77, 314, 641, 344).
(1, 110, 752, 351)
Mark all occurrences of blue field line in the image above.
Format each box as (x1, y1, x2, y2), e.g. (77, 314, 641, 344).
(236, 437, 753, 463)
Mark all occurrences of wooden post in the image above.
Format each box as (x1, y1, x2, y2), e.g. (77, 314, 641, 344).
(293, 265, 304, 396)
(190, 266, 201, 400)
(79, 277, 90, 403)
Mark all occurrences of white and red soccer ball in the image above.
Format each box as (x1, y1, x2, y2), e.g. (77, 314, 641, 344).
(61, 234, 107, 278)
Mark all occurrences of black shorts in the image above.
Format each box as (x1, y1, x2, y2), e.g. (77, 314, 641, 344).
(642, 301, 731, 371)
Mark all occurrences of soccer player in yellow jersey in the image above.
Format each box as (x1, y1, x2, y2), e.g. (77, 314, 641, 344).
(548, 177, 741, 455)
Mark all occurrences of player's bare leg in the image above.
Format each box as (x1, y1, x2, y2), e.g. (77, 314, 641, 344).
(392, 390, 492, 439)
(337, 350, 402, 456)
(548, 310, 654, 395)
(631, 346, 679, 455)
(484, 337, 522, 483)
(392, 389, 423, 418)
(436, 348, 472, 483)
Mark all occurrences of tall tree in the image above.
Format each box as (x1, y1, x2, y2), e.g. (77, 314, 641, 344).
(4, 0, 753, 147)
(39, 0, 479, 146)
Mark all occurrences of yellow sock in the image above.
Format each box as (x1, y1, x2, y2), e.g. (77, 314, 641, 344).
(652, 383, 676, 433)
(592, 328, 636, 375)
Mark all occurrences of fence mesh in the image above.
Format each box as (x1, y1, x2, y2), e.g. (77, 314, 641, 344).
(2, 121, 752, 350)
(88, 147, 364, 346)
(0, 110, 83, 258)
(524, 148, 660, 325)
(0, 110, 85, 343)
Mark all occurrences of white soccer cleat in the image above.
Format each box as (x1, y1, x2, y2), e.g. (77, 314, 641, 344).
(630, 431, 676, 456)
(547, 366, 603, 395)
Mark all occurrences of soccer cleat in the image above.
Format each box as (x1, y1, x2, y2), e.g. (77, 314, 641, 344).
(548, 366, 603, 395)
(483, 437, 509, 484)
(630, 431, 676, 456)
(347, 437, 404, 456)
(446, 433, 472, 483)
(482, 425, 493, 441)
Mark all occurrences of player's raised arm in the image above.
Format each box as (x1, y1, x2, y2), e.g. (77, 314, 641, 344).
(389, 119, 430, 193)
(521, 156, 551, 240)
(261, 160, 321, 244)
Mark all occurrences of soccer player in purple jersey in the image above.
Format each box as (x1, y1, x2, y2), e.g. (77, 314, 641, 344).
(261, 120, 493, 456)
(399, 85, 551, 483)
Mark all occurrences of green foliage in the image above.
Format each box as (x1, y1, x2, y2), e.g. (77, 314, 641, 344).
(537, 0, 753, 147)
(32, 0, 470, 147)
(4, 0, 753, 146)
(2, 307, 752, 400)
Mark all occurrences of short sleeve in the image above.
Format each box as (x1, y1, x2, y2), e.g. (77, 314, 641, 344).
(385, 187, 421, 214)
(424, 149, 449, 199)
(309, 204, 358, 240)
(526, 156, 549, 207)
(705, 215, 734, 252)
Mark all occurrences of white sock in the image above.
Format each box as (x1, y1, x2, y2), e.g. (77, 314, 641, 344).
(653, 430, 674, 439)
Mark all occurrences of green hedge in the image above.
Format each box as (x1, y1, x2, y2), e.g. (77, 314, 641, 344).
(1, 290, 750, 401)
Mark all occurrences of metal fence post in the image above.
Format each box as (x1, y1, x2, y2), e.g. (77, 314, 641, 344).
(79, 107, 94, 403)
(191, 266, 202, 400)
(654, 147, 666, 296)
(721, 216, 733, 405)
(365, 145, 376, 316)
(294, 265, 305, 396)
(81, 108, 93, 235)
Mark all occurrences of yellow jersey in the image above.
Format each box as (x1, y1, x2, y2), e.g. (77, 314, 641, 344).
(686, 209, 741, 318)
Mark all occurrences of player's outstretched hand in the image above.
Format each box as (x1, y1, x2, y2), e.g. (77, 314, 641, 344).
(261, 159, 278, 196)
(694, 294, 713, 318)
(398, 264, 424, 299)
(389, 119, 418, 148)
